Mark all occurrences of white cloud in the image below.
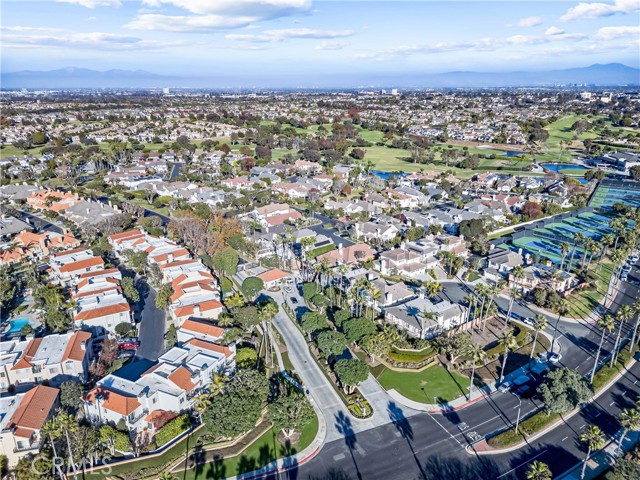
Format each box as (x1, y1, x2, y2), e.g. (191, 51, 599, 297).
(545, 26, 565, 36)
(560, 0, 640, 21)
(516, 16, 543, 27)
(1, 31, 178, 50)
(594, 25, 640, 40)
(1, 26, 64, 34)
(129, 0, 312, 32)
(225, 28, 354, 43)
(56, 0, 121, 8)
(315, 41, 348, 50)
(506, 35, 546, 45)
(126, 14, 255, 32)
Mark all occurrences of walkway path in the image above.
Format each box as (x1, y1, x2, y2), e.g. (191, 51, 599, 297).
(267, 290, 420, 443)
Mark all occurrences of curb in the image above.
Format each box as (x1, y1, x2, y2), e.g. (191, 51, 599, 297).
(473, 357, 637, 455)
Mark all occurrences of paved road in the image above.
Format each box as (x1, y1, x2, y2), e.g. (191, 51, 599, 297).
(135, 281, 166, 361)
(271, 359, 640, 480)
(257, 272, 640, 480)
(269, 290, 420, 443)
(17, 209, 64, 234)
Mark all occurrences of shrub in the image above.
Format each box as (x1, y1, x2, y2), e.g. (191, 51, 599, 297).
(115, 322, 133, 337)
(155, 414, 191, 447)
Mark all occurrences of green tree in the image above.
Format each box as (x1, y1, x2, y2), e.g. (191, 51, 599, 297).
(211, 246, 239, 276)
(99, 425, 131, 455)
(268, 389, 315, 440)
(538, 367, 593, 414)
(422, 281, 443, 299)
(333, 358, 369, 394)
(204, 370, 269, 439)
(617, 408, 640, 455)
(607, 458, 640, 480)
(236, 347, 258, 369)
(342, 317, 377, 344)
(155, 283, 174, 309)
(114, 322, 133, 337)
(530, 314, 548, 360)
(235, 305, 261, 331)
(121, 276, 140, 304)
(241, 277, 264, 301)
(467, 343, 486, 400)
(13, 455, 55, 480)
(580, 425, 605, 480)
(301, 311, 329, 339)
(123, 249, 149, 274)
(316, 330, 348, 357)
(498, 329, 518, 384)
(590, 314, 616, 383)
(60, 380, 83, 410)
(526, 461, 552, 480)
(436, 332, 473, 365)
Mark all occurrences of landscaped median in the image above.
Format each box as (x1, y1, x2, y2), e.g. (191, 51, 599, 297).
(482, 348, 635, 451)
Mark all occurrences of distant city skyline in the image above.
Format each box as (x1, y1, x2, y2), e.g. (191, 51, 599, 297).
(2, 0, 639, 78)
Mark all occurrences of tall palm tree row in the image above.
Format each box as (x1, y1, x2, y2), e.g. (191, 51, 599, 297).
(530, 314, 548, 361)
(467, 343, 486, 400)
(498, 329, 519, 384)
(617, 408, 640, 455)
(612, 305, 633, 367)
(505, 266, 525, 325)
(590, 314, 616, 383)
(579, 425, 605, 480)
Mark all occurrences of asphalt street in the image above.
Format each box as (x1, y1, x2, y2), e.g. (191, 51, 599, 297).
(135, 282, 166, 361)
(261, 268, 640, 480)
(16, 209, 64, 234)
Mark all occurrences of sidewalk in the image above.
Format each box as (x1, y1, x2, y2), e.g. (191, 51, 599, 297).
(557, 430, 640, 480)
(385, 359, 542, 414)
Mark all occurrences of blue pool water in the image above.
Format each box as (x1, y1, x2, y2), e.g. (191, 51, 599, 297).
(371, 170, 408, 181)
(501, 151, 521, 158)
(542, 163, 588, 173)
(7, 318, 30, 334)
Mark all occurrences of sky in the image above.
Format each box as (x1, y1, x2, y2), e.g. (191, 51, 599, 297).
(1, 0, 639, 76)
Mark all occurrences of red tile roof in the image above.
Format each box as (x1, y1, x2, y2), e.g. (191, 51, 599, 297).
(180, 318, 224, 337)
(74, 302, 130, 321)
(9, 385, 59, 431)
(85, 387, 140, 416)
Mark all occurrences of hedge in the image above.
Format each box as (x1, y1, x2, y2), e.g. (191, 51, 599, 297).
(114, 430, 132, 452)
(387, 347, 435, 364)
(487, 411, 560, 448)
(154, 414, 191, 447)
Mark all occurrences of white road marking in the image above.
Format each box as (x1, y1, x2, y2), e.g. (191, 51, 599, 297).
(428, 413, 464, 448)
(562, 436, 568, 442)
(497, 450, 547, 478)
(333, 453, 346, 461)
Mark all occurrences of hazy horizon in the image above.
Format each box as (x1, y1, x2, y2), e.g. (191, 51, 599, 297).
(2, 0, 639, 81)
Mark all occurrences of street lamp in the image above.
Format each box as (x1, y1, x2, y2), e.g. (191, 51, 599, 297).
(511, 392, 522, 434)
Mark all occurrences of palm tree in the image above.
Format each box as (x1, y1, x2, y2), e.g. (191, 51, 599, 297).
(590, 314, 615, 383)
(560, 242, 571, 271)
(423, 281, 443, 299)
(550, 300, 568, 354)
(498, 329, 518, 384)
(41, 418, 66, 479)
(467, 343, 486, 400)
(627, 299, 640, 354)
(473, 283, 488, 327)
(44, 410, 79, 478)
(192, 393, 212, 424)
(367, 285, 381, 321)
(617, 408, 640, 455)
(464, 294, 477, 323)
(530, 314, 548, 360)
(260, 302, 278, 368)
(505, 266, 525, 325)
(598, 233, 614, 265)
(568, 232, 585, 272)
(526, 460, 552, 480)
(612, 305, 633, 366)
(579, 425, 605, 480)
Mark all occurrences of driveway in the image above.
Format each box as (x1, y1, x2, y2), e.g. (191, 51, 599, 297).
(17, 209, 64, 234)
(135, 280, 166, 361)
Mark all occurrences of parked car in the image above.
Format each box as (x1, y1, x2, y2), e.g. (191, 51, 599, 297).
(548, 352, 562, 364)
(512, 385, 534, 398)
(117, 349, 136, 359)
(119, 338, 140, 350)
(498, 381, 512, 393)
(290, 297, 298, 304)
(628, 255, 639, 264)
(523, 317, 535, 327)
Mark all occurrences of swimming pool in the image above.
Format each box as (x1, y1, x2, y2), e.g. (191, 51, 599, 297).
(7, 318, 30, 335)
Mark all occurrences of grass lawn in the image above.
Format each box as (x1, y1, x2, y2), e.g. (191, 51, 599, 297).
(182, 416, 319, 480)
(544, 115, 600, 151)
(565, 261, 614, 319)
(375, 365, 470, 403)
(0, 144, 44, 159)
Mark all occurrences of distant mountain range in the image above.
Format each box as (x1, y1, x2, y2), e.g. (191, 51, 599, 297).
(2, 63, 638, 89)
